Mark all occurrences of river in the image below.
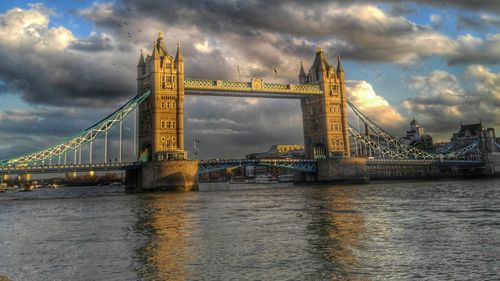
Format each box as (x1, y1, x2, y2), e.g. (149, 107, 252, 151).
(1, 179, 499, 280)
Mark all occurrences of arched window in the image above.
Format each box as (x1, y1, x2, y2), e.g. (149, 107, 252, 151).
(313, 143, 327, 160)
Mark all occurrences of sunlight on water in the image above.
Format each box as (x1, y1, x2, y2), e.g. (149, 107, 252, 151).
(0, 179, 499, 280)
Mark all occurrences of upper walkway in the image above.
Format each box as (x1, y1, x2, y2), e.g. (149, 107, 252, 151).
(184, 78, 322, 99)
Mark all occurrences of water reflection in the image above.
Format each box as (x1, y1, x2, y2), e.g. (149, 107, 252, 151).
(134, 193, 199, 281)
(307, 186, 366, 280)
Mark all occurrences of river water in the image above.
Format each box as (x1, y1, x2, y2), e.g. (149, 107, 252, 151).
(0, 179, 499, 280)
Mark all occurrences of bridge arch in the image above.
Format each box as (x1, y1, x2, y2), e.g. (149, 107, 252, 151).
(313, 143, 327, 160)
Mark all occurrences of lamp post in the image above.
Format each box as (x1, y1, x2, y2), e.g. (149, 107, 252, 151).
(193, 139, 200, 160)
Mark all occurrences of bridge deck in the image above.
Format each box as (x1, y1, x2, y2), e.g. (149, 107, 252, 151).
(0, 162, 141, 174)
(0, 158, 484, 175)
(184, 78, 322, 99)
(366, 159, 484, 167)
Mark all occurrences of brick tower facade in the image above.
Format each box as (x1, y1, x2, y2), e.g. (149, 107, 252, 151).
(300, 47, 350, 159)
(137, 32, 186, 162)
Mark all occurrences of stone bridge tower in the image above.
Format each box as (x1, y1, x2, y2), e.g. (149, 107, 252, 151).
(300, 47, 350, 159)
(137, 32, 186, 162)
(128, 32, 198, 192)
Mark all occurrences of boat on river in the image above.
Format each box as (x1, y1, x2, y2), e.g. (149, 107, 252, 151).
(277, 174, 294, 183)
(255, 174, 278, 184)
(229, 177, 256, 184)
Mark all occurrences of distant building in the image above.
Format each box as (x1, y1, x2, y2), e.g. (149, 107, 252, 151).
(399, 117, 434, 151)
(245, 144, 304, 159)
(451, 122, 498, 150)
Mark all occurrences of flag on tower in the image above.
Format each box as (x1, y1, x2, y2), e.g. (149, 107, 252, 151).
(237, 65, 240, 80)
(273, 67, 277, 79)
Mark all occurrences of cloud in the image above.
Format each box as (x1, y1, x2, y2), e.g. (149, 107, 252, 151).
(0, 0, 498, 160)
(401, 66, 500, 140)
(0, 4, 74, 50)
(379, 0, 500, 14)
(69, 32, 114, 52)
(0, 0, 495, 111)
(347, 81, 406, 132)
(0, 5, 136, 108)
(457, 13, 500, 29)
(185, 97, 304, 159)
(448, 33, 500, 65)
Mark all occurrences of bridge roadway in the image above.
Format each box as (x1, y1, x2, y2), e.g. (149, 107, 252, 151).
(0, 162, 141, 175)
(198, 159, 318, 173)
(366, 159, 484, 167)
(0, 158, 484, 176)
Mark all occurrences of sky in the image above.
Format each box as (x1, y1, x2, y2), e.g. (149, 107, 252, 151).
(0, 0, 499, 160)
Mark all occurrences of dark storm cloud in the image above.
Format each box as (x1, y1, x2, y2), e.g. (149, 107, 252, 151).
(0, 0, 498, 160)
(401, 66, 500, 140)
(0, 106, 137, 160)
(457, 14, 500, 30)
(69, 33, 114, 52)
(388, 3, 417, 16)
(448, 35, 500, 65)
(1, 0, 497, 109)
(0, 45, 135, 107)
(382, 0, 499, 14)
(106, 0, 472, 64)
(185, 97, 304, 159)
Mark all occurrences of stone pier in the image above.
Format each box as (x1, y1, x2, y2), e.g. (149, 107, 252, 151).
(1, 174, 10, 183)
(316, 157, 369, 183)
(126, 160, 198, 192)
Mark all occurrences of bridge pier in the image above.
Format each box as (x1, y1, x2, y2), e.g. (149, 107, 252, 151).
(125, 160, 198, 192)
(1, 174, 10, 183)
(315, 158, 369, 183)
(66, 172, 77, 179)
(484, 152, 500, 176)
(20, 173, 32, 183)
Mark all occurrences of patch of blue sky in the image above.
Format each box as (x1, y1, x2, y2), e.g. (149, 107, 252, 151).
(0, 0, 94, 38)
(346, 55, 460, 106)
(0, 93, 30, 110)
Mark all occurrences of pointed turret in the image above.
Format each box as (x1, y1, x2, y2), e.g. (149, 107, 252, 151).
(299, 60, 306, 77)
(310, 45, 330, 82)
(299, 60, 307, 84)
(336, 55, 345, 82)
(336, 55, 344, 73)
(152, 41, 160, 60)
(175, 42, 183, 63)
(155, 31, 168, 57)
(137, 49, 145, 67)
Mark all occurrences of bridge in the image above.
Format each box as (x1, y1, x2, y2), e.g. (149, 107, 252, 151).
(1, 32, 499, 190)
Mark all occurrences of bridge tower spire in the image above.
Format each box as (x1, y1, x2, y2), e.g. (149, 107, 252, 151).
(300, 46, 350, 159)
(336, 55, 350, 158)
(129, 32, 197, 191)
(137, 32, 187, 161)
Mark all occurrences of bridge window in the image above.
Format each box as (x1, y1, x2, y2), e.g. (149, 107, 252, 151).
(161, 101, 166, 109)
(161, 120, 166, 129)
(313, 143, 327, 160)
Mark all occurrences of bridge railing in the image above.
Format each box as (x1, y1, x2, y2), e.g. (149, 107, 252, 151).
(347, 100, 485, 161)
(0, 91, 151, 167)
(184, 78, 322, 95)
(0, 162, 141, 173)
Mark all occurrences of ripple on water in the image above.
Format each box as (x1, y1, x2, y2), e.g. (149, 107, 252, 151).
(0, 179, 499, 280)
